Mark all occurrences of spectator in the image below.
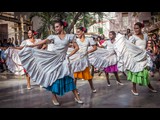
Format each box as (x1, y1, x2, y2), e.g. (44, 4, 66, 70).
(7, 38, 14, 47)
(125, 28, 132, 40)
(0, 47, 5, 73)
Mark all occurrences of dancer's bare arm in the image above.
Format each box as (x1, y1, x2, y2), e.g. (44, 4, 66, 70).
(68, 42, 79, 58)
(27, 39, 49, 47)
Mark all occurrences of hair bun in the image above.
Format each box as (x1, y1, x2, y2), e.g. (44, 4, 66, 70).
(82, 27, 87, 33)
(63, 21, 68, 27)
(82, 27, 86, 31)
(34, 31, 38, 35)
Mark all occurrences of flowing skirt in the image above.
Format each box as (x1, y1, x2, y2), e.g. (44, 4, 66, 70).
(127, 68, 149, 86)
(46, 76, 76, 96)
(74, 67, 92, 80)
(88, 47, 117, 70)
(5, 48, 25, 75)
(19, 47, 73, 89)
(104, 64, 118, 73)
(114, 34, 152, 72)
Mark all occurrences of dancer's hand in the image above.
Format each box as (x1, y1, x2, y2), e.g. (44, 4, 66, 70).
(84, 51, 89, 56)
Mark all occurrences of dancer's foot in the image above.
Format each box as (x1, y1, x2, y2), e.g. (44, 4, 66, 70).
(131, 90, 139, 96)
(116, 81, 124, 85)
(74, 98, 83, 104)
(52, 100, 60, 106)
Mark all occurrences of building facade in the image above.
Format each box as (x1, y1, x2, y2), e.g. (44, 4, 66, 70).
(88, 12, 153, 38)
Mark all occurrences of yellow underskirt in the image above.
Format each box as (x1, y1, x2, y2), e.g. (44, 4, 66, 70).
(74, 67, 93, 80)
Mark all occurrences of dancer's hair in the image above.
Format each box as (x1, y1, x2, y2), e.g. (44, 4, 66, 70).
(109, 31, 116, 36)
(77, 27, 87, 33)
(134, 22, 144, 28)
(54, 19, 68, 28)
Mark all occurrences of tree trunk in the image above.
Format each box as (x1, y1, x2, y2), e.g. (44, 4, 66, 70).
(66, 12, 83, 33)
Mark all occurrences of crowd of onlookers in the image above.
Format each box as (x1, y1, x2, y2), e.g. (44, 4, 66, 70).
(0, 38, 19, 73)
(146, 33, 160, 80)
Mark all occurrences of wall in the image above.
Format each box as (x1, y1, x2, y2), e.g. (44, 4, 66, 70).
(0, 12, 15, 40)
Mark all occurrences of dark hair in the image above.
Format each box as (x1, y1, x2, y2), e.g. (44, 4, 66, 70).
(134, 22, 144, 28)
(54, 19, 68, 28)
(152, 33, 157, 38)
(97, 36, 101, 39)
(28, 29, 38, 35)
(77, 27, 87, 33)
(109, 31, 116, 36)
(127, 29, 130, 32)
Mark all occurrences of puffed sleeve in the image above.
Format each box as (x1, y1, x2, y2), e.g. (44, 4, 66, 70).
(69, 34, 76, 43)
(88, 38, 96, 46)
(46, 35, 55, 43)
(20, 40, 27, 47)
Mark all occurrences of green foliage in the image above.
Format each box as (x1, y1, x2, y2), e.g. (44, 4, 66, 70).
(29, 12, 104, 37)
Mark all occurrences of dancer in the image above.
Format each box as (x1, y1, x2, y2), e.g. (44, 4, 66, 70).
(114, 22, 157, 96)
(98, 31, 124, 86)
(6, 30, 42, 89)
(69, 27, 97, 93)
(18, 20, 83, 105)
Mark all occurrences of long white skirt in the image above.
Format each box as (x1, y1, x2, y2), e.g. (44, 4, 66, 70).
(5, 48, 25, 75)
(18, 47, 72, 88)
(114, 34, 152, 72)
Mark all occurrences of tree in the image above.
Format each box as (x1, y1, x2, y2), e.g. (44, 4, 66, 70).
(66, 12, 104, 33)
(30, 12, 66, 39)
(30, 12, 104, 36)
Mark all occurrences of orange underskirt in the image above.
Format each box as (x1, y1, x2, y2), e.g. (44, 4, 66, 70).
(74, 67, 93, 80)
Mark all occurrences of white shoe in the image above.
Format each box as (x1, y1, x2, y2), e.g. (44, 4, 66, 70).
(131, 90, 139, 96)
(116, 81, 124, 85)
(27, 87, 32, 90)
(40, 85, 43, 88)
(107, 84, 111, 87)
(149, 88, 157, 93)
(92, 89, 97, 93)
(52, 100, 60, 106)
(75, 98, 83, 104)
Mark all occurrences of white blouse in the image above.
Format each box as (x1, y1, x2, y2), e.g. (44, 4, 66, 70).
(20, 39, 42, 49)
(129, 33, 148, 50)
(101, 40, 114, 50)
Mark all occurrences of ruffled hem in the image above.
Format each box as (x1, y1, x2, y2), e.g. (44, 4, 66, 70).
(46, 76, 76, 96)
(104, 64, 118, 73)
(127, 69, 149, 86)
(74, 67, 92, 80)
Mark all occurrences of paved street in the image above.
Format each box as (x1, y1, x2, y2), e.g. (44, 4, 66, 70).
(0, 71, 160, 108)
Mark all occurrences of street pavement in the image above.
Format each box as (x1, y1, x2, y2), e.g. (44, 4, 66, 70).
(0, 71, 160, 108)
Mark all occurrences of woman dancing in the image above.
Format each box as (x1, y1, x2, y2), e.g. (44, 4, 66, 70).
(18, 20, 83, 105)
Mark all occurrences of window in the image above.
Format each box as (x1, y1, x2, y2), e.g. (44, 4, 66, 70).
(0, 24, 8, 40)
(98, 27, 103, 34)
(122, 13, 128, 27)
